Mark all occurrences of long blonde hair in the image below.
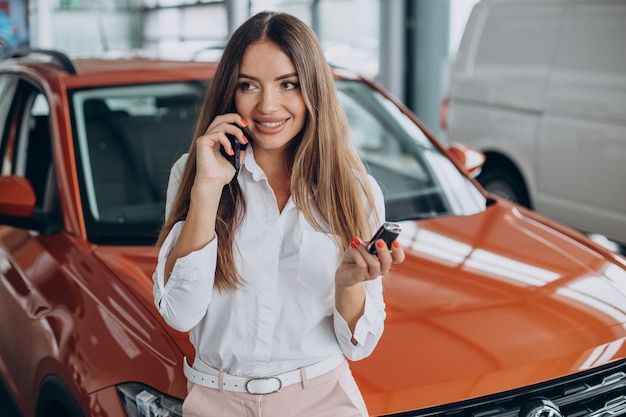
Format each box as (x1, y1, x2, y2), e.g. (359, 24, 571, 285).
(157, 11, 378, 291)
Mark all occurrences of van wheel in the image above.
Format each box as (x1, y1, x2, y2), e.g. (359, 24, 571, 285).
(478, 167, 531, 208)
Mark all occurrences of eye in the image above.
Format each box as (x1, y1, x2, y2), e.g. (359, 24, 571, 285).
(238, 82, 256, 91)
(281, 81, 300, 90)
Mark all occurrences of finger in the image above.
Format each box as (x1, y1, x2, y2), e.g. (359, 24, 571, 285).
(390, 240, 405, 264)
(204, 113, 248, 138)
(236, 117, 249, 130)
(222, 122, 251, 149)
(205, 113, 240, 132)
(374, 239, 393, 270)
(348, 238, 367, 267)
(354, 241, 384, 278)
(200, 124, 246, 157)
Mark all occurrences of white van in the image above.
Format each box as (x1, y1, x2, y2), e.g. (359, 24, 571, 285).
(444, 0, 626, 247)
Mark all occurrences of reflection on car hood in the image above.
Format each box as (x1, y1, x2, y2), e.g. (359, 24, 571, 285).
(352, 201, 626, 415)
(92, 244, 195, 365)
(93, 200, 626, 416)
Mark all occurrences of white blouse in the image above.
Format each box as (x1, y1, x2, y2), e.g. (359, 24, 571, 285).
(153, 148, 386, 377)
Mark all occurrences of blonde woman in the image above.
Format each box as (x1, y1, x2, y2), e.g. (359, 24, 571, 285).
(153, 11, 405, 417)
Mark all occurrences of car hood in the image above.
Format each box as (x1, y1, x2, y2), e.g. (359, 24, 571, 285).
(351, 201, 626, 415)
(93, 200, 626, 416)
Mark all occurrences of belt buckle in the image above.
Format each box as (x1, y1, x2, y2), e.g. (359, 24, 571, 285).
(245, 376, 282, 395)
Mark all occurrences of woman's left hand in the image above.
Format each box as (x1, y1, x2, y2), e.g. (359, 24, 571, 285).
(335, 237, 405, 287)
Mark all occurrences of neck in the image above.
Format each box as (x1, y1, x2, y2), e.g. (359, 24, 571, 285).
(251, 145, 292, 212)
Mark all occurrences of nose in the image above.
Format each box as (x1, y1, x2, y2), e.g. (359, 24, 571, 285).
(257, 87, 280, 114)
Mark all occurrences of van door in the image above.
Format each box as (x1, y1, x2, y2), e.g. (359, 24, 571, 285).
(537, 2, 626, 245)
(447, 1, 561, 207)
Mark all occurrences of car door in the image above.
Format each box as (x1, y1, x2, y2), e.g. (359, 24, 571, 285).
(0, 76, 68, 412)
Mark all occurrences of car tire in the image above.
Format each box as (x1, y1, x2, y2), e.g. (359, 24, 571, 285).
(36, 376, 84, 417)
(477, 165, 531, 208)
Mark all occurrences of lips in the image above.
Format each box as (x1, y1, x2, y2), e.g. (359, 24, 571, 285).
(254, 118, 289, 134)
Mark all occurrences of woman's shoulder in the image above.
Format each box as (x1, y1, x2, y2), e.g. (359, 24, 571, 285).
(365, 173, 381, 192)
(356, 172, 384, 221)
(164, 153, 189, 217)
(356, 170, 383, 200)
(366, 174, 384, 206)
(172, 153, 189, 175)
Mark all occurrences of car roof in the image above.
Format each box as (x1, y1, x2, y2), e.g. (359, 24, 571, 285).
(1, 49, 361, 89)
(2, 54, 218, 87)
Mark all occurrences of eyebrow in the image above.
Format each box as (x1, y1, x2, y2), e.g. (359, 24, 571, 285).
(238, 72, 299, 81)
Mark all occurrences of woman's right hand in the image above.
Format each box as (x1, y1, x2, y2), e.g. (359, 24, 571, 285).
(194, 114, 249, 187)
(165, 114, 248, 282)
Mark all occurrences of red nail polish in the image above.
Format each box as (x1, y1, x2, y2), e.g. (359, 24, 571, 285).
(392, 240, 400, 248)
(350, 241, 357, 249)
(228, 148, 235, 156)
(243, 135, 249, 144)
(376, 240, 385, 248)
(353, 237, 362, 246)
(241, 119, 248, 127)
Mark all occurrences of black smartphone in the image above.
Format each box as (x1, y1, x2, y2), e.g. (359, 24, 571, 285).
(225, 133, 242, 170)
(367, 222, 401, 255)
(220, 125, 249, 170)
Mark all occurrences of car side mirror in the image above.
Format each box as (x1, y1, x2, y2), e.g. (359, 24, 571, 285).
(0, 176, 36, 217)
(447, 142, 486, 178)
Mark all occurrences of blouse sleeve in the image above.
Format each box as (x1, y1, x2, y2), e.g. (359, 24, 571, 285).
(152, 154, 218, 332)
(333, 175, 387, 360)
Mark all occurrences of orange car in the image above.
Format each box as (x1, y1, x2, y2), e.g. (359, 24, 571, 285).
(1, 49, 626, 417)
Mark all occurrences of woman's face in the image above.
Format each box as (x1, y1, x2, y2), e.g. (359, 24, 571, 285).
(235, 40, 307, 154)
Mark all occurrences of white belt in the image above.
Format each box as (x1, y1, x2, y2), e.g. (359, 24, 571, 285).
(183, 355, 345, 395)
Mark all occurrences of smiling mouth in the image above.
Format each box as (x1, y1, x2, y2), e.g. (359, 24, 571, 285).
(258, 120, 287, 128)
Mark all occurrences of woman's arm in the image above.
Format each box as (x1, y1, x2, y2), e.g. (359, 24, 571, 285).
(154, 115, 248, 331)
(334, 237, 403, 340)
(163, 180, 222, 285)
(153, 155, 221, 332)
(164, 115, 247, 284)
(333, 176, 405, 358)
(153, 153, 223, 332)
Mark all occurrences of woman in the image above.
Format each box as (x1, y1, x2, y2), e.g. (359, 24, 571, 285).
(153, 11, 405, 417)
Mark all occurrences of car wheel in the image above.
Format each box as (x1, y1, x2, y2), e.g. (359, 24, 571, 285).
(478, 166, 531, 208)
(36, 376, 84, 417)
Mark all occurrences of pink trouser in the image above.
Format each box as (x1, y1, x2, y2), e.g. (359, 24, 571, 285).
(182, 359, 369, 417)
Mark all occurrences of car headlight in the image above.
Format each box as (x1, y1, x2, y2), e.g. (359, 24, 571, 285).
(118, 383, 183, 417)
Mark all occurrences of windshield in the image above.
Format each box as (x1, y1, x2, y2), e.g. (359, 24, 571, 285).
(71, 79, 485, 245)
(337, 80, 485, 221)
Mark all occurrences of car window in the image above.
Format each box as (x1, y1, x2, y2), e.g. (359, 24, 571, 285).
(0, 75, 17, 172)
(0, 79, 62, 233)
(17, 94, 53, 212)
(70, 81, 206, 244)
(0, 77, 16, 125)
